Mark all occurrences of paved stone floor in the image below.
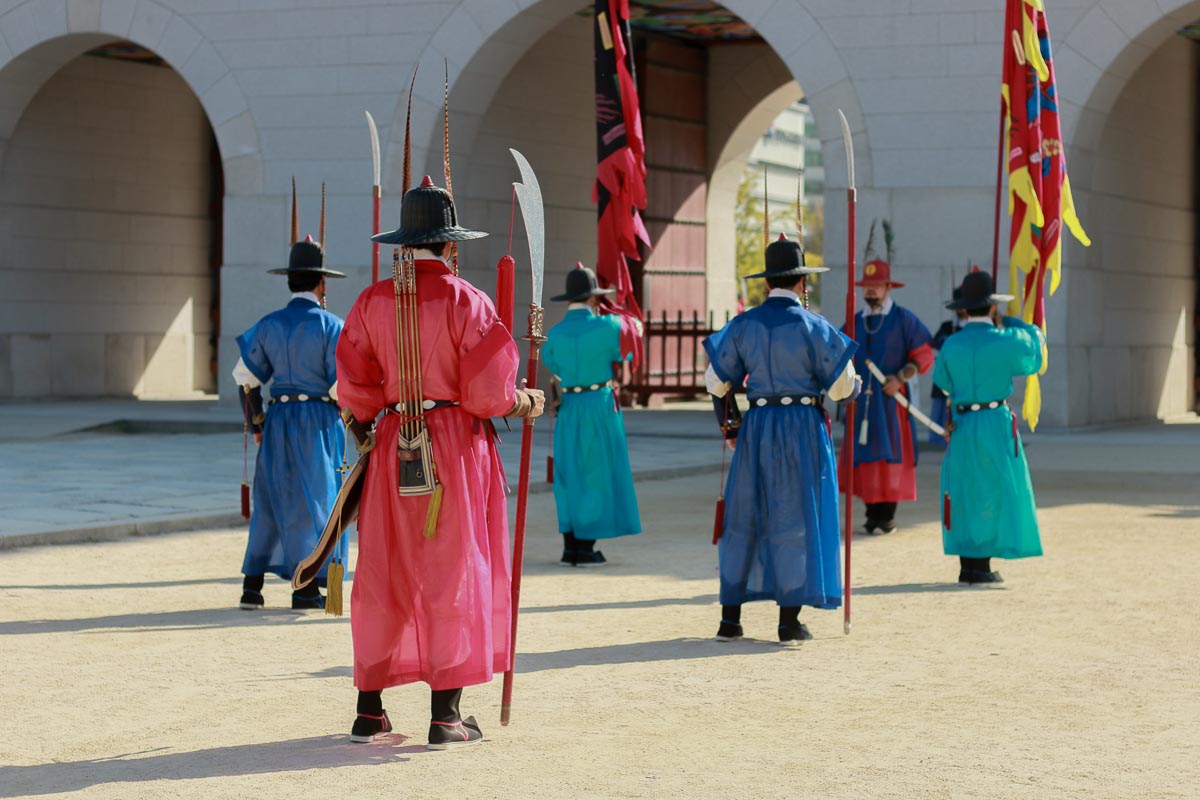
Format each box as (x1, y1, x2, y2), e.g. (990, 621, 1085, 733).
(0, 421, 1196, 799)
(0, 401, 723, 545)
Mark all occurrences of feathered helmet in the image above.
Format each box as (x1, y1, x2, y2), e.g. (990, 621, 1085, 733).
(372, 63, 487, 247)
(856, 219, 903, 288)
(268, 180, 346, 277)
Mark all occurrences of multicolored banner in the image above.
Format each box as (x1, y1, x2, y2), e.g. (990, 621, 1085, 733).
(1002, 0, 1090, 429)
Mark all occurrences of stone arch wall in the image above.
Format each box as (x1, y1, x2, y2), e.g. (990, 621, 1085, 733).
(381, 0, 871, 331)
(0, 1, 262, 397)
(0, 0, 262, 192)
(1052, 0, 1200, 423)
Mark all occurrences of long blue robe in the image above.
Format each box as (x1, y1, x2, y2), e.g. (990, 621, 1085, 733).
(933, 317, 1043, 559)
(703, 296, 856, 608)
(237, 297, 348, 583)
(542, 308, 641, 540)
(848, 304, 933, 466)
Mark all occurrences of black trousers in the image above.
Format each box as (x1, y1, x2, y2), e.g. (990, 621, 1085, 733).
(865, 502, 897, 524)
(563, 531, 595, 553)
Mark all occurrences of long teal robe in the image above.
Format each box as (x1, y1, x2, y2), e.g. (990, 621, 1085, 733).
(542, 307, 641, 540)
(932, 317, 1043, 559)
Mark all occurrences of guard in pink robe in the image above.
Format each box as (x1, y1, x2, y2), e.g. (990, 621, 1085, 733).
(336, 176, 544, 750)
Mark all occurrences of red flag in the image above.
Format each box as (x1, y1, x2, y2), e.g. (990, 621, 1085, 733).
(593, 0, 649, 322)
(1001, 0, 1090, 429)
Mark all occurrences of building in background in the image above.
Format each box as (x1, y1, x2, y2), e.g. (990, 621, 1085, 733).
(0, 0, 1192, 425)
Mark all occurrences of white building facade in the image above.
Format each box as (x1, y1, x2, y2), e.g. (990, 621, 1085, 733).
(0, 0, 1193, 427)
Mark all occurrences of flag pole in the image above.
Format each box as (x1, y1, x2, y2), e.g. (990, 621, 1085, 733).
(837, 110, 856, 636)
(991, 101, 1004, 285)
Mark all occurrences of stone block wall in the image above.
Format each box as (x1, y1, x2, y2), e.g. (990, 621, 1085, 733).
(0, 54, 215, 398)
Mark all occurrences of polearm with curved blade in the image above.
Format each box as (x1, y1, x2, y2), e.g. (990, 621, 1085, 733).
(365, 111, 382, 283)
(501, 148, 545, 727)
(837, 109, 856, 636)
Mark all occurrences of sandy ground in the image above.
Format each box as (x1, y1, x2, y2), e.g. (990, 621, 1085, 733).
(0, 456, 1197, 799)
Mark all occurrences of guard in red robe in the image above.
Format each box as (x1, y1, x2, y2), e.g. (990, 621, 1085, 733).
(335, 177, 544, 750)
(840, 257, 934, 534)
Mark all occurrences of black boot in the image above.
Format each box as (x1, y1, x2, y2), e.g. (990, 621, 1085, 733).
(291, 580, 325, 610)
(778, 606, 812, 646)
(715, 604, 743, 641)
(958, 557, 1004, 585)
(428, 688, 483, 751)
(239, 575, 264, 610)
(560, 532, 577, 567)
(350, 691, 392, 743)
(572, 536, 607, 567)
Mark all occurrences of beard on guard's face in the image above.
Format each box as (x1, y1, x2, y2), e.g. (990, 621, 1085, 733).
(863, 287, 886, 308)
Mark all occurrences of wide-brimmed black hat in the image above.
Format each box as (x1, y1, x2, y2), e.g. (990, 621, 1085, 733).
(551, 263, 615, 302)
(945, 270, 1013, 310)
(267, 235, 347, 277)
(372, 176, 487, 246)
(745, 233, 828, 279)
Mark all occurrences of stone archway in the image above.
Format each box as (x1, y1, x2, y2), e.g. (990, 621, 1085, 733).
(1053, 1, 1200, 423)
(0, 1, 262, 398)
(383, 0, 870, 324)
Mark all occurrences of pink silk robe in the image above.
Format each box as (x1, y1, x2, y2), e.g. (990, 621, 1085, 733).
(336, 260, 519, 691)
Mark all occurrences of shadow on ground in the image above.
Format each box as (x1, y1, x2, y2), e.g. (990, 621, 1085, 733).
(0, 736, 423, 797)
(0, 608, 342, 635)
(281, 636, 789, 684)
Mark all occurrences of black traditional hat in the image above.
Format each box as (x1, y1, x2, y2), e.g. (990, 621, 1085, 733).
(745, 233, 828, 279)
(372, 176, 488, 246)
(268, 180, 346, 277)
(945, 270, 1013, 310)
(551, 263, 616, 302)
(267, 235, 347, 277)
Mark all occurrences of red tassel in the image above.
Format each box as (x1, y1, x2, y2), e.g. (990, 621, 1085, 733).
(942, 492, 951, 530)
(546, 454, 554, 484)
(241, 482, 251, 519)
(496, 254, 515, 333)
(712, 497, 725, 545)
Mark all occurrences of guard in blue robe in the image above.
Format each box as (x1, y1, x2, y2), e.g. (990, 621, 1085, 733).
(542, 264, 642, 567)
(933, 271, 1043, 584)
(233, 231, 349, 610)
(928, 290, 966, 446)
(703, 235, 859, 645)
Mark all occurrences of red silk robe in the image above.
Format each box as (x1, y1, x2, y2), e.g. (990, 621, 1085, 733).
(336, 259, 519, 691)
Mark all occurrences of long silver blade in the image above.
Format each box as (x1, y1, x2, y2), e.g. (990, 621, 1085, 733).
(509, 148, 545, 308)
(837, 109, 855, 190)
(365, 110, 381, 187)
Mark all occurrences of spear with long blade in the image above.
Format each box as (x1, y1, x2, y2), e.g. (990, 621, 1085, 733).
(501, 148, 545, 727)
(837, 109, 857, 636)
(365, 111, 381, 283)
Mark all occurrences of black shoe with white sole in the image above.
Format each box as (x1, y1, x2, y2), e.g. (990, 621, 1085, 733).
(350, 711, 393, 743)
(714, 620, 744, 642)
(778, 622, 813, 646)
(573, 550, 607, 567)
(959, 569, 1004, 585)
(291, 591, 326, 610)
(239, 590, 264, 610)
(427, 715, 484, 751)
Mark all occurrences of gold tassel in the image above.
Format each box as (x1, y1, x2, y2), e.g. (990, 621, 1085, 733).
(325, 560, 344, 617)
(423, 482, 443, 539)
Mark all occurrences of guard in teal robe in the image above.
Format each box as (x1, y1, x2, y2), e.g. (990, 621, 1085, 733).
(542, 265, 641, 567)
(233, 233, 348, 610)
(933, 271, 1043, 584)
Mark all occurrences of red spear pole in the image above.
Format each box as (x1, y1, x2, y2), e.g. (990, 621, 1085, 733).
(501, 308, 544, 726)
(838, 110, 857, 636)
(371, 186, 381, 283)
